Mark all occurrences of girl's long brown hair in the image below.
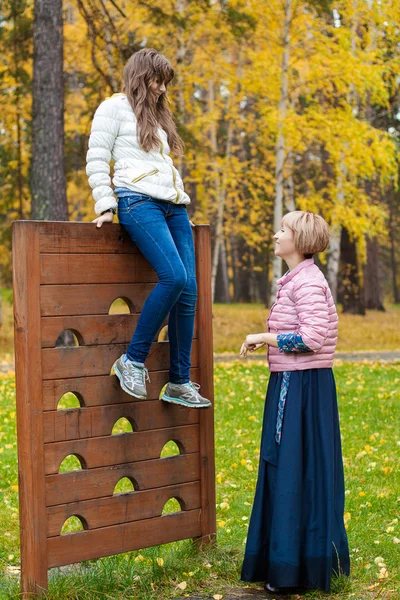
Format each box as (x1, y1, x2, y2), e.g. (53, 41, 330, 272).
(122, 48, 184, 155)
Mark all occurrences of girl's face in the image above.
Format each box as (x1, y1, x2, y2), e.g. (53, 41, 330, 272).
(273, 224, 297, 259)
(149, 77, 167, 98)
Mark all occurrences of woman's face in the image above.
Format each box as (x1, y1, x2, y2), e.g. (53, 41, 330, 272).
(273, 223, 297, 259)
(149, 77, 166, 98)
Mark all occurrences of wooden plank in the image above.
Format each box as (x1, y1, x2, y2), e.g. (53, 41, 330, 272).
(43, 400, 199, 443)
(41, 314, 141, 348)
(194, 226, 217, 544)
(47, 509, 202, 568)
(44, 424, 200, 474)
(40, 283, 155, 317)
(42, 368, 200, 411)
(12, 222, 48, 595)
(41, 339, 198, 379)
(38, 222, 137, 254)
(45, 453, 200, 506)
(40, 253, 158, 285)
(46, 481, 201, 537)
(40, 314, 197, 348)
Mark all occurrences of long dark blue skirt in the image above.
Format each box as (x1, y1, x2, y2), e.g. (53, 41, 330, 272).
(241, 369, 350, 592)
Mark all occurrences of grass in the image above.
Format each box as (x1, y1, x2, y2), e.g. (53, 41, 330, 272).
(0, 290, 13, 359)
(0, 361, 400, 599)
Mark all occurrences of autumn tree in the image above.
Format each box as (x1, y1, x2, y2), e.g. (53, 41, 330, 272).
(31, 0, 68, 220)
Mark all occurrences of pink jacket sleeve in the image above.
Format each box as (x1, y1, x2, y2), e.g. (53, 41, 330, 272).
(293, 278, 329, 352)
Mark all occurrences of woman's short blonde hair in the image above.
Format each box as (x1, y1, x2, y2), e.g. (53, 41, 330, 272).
(281, 211, 330, 257)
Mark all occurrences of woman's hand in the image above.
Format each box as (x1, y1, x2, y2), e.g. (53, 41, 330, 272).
(92, 212, 114, 228)
(240, 333, 267, 358)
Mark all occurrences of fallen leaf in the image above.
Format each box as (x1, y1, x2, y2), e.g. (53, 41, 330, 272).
(177, 581, 187, 590)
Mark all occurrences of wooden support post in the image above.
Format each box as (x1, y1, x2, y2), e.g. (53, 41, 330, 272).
(195, 226, 216, 544)
(13, 222, 48, 597)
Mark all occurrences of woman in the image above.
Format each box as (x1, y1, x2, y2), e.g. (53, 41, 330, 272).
(86, 48, 211, 409)
(240, 211, 350, 593)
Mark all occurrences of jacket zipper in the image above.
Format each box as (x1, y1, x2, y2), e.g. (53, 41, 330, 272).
(131, 168, 158, 184)
(160, 141, 181, 203)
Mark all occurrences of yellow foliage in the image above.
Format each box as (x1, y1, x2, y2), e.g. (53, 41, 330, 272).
(0, 0, 399, 288)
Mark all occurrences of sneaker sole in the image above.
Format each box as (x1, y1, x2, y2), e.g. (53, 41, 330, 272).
(161, 393, 211, 409)
(112, 362, 147, 400)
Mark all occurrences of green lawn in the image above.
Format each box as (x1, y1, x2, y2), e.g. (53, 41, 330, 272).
(0, 362, 399, 599)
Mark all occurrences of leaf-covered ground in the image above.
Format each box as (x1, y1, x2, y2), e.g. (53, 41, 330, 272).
(0, 362, 399, 599)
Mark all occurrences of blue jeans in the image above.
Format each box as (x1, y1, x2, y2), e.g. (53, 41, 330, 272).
(117, 193, 197, 384)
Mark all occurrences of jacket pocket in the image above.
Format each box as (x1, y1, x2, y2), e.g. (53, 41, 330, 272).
(131, 168, 159, 184)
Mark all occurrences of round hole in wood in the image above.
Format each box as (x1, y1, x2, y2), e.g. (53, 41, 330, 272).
(108, 297, 132, 315)
(61, 515, 88, 535)
(57, 392, 83, 410)
(113, 477, 136, 495)
(55, 329, 83, 347)
(162, 497, 182, 515)
(160, 440, 181, 458)
(157, 324, 169, 342)
(111, 417, 136, 435)
(58, 454, 86, 473)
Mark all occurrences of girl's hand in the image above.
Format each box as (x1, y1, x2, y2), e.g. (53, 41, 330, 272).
(92, 212, 114, 228)
(240, 333, 266, 358)
(190, 220, 195, 228)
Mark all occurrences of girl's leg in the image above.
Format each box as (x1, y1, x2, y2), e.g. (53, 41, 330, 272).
(165, 205, 197, 385)
(117, 196, 188, 363)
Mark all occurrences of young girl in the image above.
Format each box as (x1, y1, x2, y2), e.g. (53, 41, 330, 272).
(240, 211, 350, 593)
(86, 48, 211, 409)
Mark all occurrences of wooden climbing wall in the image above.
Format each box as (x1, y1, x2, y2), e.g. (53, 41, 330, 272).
(12, 221, 216, 598)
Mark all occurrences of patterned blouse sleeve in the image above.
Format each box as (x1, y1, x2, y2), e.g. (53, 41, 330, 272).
(277, 333, 311, 353)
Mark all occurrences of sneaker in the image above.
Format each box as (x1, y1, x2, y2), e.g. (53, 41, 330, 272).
(265, 583, 280, 593)
(112, 354, 150, 399)
(161, 382, 212, 408)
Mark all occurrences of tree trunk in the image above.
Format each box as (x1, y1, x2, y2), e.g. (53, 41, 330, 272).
(389, 191, 399, 303)
(364, 237, 385, 311)
(263, 247, 271, 307)
(271, 0, 292, 303)
(284, 149, 295, 212)
(12, 2, 25, 220)
(234, 238, 251, 302)
(339, 228, 365, 315)
(327, 224, 342, 303)
(209, 77, 234, 301)
(214, 241, 230, 303)
(230, 235, 240, 302)
(31, 0, 68, 220)
(175, 0, 187, 175)
(327, 153, 346, 302)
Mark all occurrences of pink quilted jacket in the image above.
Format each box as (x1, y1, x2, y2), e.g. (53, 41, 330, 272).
(267, 258, 338, 372)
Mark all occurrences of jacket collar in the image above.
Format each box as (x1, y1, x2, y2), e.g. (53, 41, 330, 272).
(277, 257, 314, 288)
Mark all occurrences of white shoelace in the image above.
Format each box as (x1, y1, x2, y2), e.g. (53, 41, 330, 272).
(180, 382, 202, 401)
(123, 362, 150, 387)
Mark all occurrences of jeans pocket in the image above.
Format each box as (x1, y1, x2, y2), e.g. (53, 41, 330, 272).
(125, 195, 152, 211)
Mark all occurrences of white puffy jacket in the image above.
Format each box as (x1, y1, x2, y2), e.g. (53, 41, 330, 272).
(86, 93, 190, 215)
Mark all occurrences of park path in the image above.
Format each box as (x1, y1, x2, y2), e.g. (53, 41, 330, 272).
(215, 351, 400, 363)
(0, 351, 399, 374)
